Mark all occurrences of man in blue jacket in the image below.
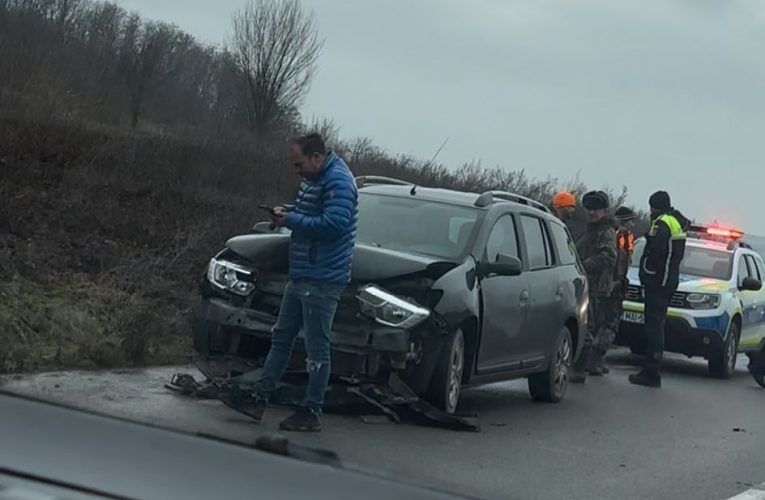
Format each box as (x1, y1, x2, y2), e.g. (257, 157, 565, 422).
(223, 133, 358, 432)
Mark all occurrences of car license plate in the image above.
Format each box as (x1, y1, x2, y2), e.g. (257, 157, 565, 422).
(622, 311, 644, 324)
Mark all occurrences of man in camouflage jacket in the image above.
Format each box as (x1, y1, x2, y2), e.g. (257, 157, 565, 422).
(571, 191, 617, 383)
(594, 207, 636, 375)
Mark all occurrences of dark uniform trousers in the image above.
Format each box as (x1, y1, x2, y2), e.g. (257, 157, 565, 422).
(644, 285, 672, 374)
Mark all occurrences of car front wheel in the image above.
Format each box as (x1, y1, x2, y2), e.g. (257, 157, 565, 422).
(426, 329, 465, 414)
(709, 321, 739, 379)
(528, 327, 573, 403)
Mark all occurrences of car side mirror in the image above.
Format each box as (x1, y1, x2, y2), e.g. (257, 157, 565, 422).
(740, 277, 762, 292)
(478, 254, 522, 278)
(252, 221, 276, 234)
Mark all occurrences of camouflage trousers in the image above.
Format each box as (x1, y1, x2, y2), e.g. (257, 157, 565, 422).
(584, 293, 621, 353)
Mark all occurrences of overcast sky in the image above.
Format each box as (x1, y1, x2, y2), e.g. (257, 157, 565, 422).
(114, 0, 765, 234)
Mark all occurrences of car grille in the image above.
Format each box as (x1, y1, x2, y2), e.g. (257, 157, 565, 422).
(625, 285, 688, 308)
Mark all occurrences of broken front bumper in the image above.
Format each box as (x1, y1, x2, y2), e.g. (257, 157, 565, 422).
(193, 298, 424, 383)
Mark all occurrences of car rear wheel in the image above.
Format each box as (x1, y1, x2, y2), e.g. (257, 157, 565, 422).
(426, 329, 465, 414)
(528, 327, 573, 403)
(709, 322, 739, 379)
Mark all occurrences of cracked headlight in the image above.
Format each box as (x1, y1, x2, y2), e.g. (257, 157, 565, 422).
(685, 293, 721, 310)
(357, 285, 431, 329)
(206, 258, 256, 296)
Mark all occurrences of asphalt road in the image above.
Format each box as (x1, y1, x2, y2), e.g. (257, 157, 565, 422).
(2, 350, 763, 500)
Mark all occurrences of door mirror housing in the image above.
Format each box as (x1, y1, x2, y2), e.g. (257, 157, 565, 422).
(740, 277, 762, 292)
(252, 221, 276, 234)
(478, 254, 523, 278)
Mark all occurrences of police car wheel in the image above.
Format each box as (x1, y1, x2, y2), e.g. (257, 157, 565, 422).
(708, 322, 739, 379)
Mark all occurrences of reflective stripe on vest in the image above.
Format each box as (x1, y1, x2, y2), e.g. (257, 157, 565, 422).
(649, 214, 686, 286)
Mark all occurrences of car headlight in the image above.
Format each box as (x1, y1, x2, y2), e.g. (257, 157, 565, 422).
(357, 285, 431, 329)
(685, 293, 721, 310)
(206, 258, 256, 296)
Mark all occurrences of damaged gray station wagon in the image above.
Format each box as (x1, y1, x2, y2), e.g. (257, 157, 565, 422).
(193, 177, 589, 413)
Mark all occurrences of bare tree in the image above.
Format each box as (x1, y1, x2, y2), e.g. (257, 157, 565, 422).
(231, 0, 323, 134)
(121, 21, 180, 128)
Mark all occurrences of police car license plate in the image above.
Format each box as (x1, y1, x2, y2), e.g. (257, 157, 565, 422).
(622, 311, 644, 324)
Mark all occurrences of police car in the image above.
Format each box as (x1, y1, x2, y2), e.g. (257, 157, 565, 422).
(616, 224, 765, 378)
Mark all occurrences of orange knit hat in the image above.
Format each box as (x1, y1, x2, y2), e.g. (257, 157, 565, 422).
(552, 191, 576, 209)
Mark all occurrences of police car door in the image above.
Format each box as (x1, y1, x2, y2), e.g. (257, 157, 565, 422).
(739, 254, 765, 351)
(736, 254, 760, 348)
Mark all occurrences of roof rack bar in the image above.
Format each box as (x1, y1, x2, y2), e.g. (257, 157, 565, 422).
(355, 176, 413, 188)
(475, 190, 551, 213)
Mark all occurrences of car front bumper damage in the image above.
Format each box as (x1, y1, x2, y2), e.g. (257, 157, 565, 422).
(189, 298, 478, 431)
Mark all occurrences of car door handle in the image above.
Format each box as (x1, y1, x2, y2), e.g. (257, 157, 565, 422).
(520, 290, 529, 308)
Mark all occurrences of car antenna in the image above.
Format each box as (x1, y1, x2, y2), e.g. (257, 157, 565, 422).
(412, 137, 449, 196)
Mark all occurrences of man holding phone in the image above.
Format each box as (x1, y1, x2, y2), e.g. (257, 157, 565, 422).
(221, 133, 358, 432)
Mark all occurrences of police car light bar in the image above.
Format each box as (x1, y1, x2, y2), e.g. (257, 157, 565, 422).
(706, 227, 744, 240)
(687, 224, 744, 242)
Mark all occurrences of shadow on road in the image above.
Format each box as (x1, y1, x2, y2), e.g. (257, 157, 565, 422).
(607, 350, 751, 381)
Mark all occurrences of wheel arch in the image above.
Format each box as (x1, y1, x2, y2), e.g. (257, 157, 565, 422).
(564, 316, 580, 361)
(730, 312, 742, 340)
(459, 316, 480, 384)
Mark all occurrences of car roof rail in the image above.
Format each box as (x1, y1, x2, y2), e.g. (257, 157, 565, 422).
(355, 176, 413, 188)
(728, 240, 753, 251)
(475, 190, 551, 213)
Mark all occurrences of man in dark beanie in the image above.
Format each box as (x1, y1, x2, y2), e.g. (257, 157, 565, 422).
(630, 191, 689, 387)
(571, 191, 617, 383)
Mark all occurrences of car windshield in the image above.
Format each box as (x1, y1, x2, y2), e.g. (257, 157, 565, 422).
(356, 193, 480, 260)
(632, 239, 733, 280)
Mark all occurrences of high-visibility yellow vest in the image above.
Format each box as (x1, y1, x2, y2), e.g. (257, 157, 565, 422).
(649, 214, 686, 241)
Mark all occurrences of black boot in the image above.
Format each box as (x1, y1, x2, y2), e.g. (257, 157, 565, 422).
(218, 388, 267, 421)
(279, 407, 322, 432)
(628, 369, 661, 388)
(587, 350, 606, 376)
(571, 347, 590, 384)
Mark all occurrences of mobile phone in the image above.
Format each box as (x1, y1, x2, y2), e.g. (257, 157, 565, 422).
(258, 204, 276, 215)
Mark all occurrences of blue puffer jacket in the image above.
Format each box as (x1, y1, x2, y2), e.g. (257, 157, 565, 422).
(284, 152, 358, 285)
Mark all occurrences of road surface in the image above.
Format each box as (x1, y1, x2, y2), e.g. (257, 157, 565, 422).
(2, 350, 763, 500)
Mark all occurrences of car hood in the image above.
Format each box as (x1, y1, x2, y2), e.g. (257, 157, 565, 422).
(226, 234, 457, 281)
(626, 267, 731, 292)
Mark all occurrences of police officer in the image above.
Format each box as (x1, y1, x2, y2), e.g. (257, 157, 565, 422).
(630, 191, 689, 388)
(591, 207, 636, 376)
(571, 191, 617, 383)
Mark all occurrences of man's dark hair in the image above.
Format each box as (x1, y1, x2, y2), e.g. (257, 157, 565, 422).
(290, 133, 326, 156)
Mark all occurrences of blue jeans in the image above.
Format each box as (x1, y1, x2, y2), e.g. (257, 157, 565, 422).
(253, 280, 344, 413)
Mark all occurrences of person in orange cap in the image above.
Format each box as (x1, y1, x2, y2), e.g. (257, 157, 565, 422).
(552, 191, 577, 222)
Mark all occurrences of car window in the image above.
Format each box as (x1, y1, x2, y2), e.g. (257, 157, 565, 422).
(521, 215, 550, 270)
(485, 214, 520, 263)
(745, 255, 762, 282)
(549, 221, 577, 265)
(737, 256, 752, 286)
(755, 255, 765, 282)
(632, 240, 734, 280)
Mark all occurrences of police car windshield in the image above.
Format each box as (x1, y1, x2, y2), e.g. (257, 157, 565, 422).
(631, 239, 733, 281)
(356, 193, 480, 260)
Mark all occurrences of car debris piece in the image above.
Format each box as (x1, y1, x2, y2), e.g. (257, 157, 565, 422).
(167, 371, 480, 432)
(165, 372, 224, 399)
